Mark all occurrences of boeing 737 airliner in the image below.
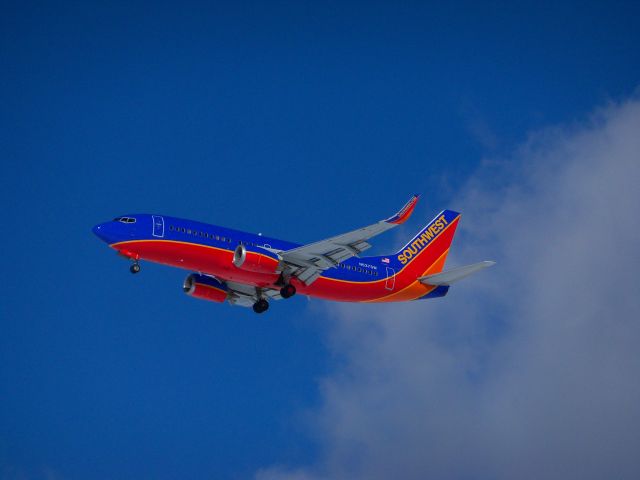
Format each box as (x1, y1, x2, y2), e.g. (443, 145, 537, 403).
(92, 195, 494, 313)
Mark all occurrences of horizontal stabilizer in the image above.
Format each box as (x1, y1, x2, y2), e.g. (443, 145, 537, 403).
(419, 261, 495, 286)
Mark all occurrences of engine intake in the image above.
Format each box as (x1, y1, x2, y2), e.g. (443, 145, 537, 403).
(183, 274, 228, 303)
(232, 244, 280, 274)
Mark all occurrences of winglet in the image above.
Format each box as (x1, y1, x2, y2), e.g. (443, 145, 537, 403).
(385, 194, 421, 225)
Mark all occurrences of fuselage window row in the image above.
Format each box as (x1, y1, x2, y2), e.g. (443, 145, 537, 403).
(169, 225, 232, 243)
(337, 263, 377, 276)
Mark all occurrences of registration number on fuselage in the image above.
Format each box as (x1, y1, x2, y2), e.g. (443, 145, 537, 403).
(358, 262, 378, 270)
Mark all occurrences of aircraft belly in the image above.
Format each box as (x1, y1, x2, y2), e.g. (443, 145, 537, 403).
(112, 239, 279, 287)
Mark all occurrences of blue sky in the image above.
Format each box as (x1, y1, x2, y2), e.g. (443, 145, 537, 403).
(1, 2, 639, 479)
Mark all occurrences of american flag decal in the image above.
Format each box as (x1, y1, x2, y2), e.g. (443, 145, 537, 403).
(381, 257, 390, 264)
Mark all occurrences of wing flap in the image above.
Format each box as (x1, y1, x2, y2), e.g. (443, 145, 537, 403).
(225, 280, 283, 307)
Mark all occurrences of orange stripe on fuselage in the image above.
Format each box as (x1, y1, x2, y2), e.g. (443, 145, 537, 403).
(365, 247, 450, 303)
(298, 216, 460, 302)
(111, 216, 459, 303)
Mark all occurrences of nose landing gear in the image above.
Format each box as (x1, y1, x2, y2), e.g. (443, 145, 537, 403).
(130, 262, 141, 274)
(252, 298, 269, 314)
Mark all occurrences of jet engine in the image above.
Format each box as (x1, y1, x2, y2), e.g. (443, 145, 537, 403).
(232, 244, 280, 274)
(183, 274, 228, 303)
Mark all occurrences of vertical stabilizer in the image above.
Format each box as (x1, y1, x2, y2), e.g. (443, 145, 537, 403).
(394, 209, 461, 278)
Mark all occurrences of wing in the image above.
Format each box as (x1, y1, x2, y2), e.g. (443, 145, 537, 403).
(279, 194, 420, 285)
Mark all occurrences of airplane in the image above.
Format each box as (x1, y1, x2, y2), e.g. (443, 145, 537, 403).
(92, 195, 494, 313)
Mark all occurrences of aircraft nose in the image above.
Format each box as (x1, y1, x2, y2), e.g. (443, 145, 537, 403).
(92, 222, 116, 243)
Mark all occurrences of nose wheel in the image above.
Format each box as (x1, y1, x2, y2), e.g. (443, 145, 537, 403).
(280, 284, 296, 299)
(252, 298, 269, 314)
(130, 262, 141, 274)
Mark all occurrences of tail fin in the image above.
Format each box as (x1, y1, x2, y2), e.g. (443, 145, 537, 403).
(395, 209, 461, 277)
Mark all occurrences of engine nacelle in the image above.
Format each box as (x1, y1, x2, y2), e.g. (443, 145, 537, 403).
(183, 274, 228, 303)
(232, 244, 280, 274)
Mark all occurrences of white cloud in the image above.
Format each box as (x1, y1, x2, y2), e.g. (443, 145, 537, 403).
(257, 95, 640, 480)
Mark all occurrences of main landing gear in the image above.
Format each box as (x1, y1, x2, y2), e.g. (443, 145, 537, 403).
(276, 275, 296, 299)
(280, 284, 296, 299)
(253, 298, 269, 314)
(130, 261, 141, 274)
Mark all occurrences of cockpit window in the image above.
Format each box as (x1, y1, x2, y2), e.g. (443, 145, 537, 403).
(113, 217, 136, 223)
